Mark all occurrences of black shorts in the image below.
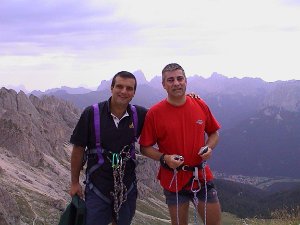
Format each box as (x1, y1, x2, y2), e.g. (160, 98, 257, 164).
(164, 182, 219, 205)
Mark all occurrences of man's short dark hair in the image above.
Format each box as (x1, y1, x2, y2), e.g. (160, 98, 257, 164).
(111, 71, 137, 91)
(162, 63, 185, 82)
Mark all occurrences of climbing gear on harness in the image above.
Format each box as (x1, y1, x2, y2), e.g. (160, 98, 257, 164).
(191, 167, 201, 206)
(190, 161, 208, 225)
(111, 154, 127, 219)
(84, 102, 139, 220)
(167, 159, 208, 225)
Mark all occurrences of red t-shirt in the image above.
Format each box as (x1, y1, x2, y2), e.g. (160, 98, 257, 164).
(139, 96, 221, 192)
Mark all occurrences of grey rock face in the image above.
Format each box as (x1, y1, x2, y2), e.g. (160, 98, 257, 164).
(0, 186, 20, 225)
(0, 89, 166, 224)
(0, 88, 80, 166)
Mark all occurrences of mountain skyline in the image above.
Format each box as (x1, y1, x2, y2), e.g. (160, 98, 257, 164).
(3, 70, 300, 93)
(1, 0, 300, 91)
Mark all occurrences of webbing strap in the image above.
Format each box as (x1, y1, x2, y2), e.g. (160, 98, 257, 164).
(88, 182, 112, 204)
(130, 105, 138, 159)
(130, 105, 138, 141)
(88, 181, 136, 204)
(93, 103, 104, 165)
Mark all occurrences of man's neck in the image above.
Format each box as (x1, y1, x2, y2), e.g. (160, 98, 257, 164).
(167, 95, 186, 106)
(110, 101, 128, 119)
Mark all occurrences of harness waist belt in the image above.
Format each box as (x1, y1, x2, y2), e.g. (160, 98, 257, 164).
(87, 146, 132, 155)
(177, 164, 206, 171)
(162, 162, 206, 171)
(88, 148, 106, 155)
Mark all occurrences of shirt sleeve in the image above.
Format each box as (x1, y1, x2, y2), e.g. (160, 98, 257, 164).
(138, 109, 157, 147)
(70, 106, 92, 147)
(202, 100, 221, 134)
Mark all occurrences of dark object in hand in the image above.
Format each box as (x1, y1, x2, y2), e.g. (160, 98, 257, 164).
(199, 146, 208, 155)
(174, 155, 184, 161)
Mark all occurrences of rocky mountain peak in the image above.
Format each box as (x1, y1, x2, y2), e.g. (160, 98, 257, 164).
(0, 89, 80, 166)
(133, 70, 148, 84)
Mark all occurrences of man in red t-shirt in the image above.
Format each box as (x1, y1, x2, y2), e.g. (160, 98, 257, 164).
(139, 63, 221, 225)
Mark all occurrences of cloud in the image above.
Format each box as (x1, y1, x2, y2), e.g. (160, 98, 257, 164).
(0, 0, 140, 54)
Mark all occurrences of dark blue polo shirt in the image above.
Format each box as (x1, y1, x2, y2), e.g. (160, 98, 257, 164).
(70, 98, 147, 197)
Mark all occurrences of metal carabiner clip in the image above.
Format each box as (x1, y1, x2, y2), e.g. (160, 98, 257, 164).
(191, 166, 201, 193)
(112, 153, 120, 168)
(191, 177, 201, 193)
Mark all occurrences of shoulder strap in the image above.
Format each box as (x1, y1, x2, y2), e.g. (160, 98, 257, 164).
(93, 103, 101, 148)
(92, 103, 104, 165)
(130, 104, 138, 141)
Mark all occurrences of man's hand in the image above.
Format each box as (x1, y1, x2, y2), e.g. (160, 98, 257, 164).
(198, 146, 213, 160)
(164, 154, 184, 169)
(187, 92, 200, 99)
(69, 182, 83, 198)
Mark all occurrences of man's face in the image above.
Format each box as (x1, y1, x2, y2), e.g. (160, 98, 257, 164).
(111, 76, 135, 107)
(162, 69, 187, 98)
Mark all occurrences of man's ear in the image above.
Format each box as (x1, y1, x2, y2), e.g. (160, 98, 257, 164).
(162, 81, 166, 89)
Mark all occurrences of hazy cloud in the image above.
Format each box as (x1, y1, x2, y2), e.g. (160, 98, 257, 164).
(0, 0, 139, 53)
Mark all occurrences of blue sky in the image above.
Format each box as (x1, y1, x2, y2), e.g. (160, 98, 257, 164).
(0, 0, 300, 91)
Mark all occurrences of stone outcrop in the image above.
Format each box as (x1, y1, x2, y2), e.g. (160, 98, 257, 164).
(0, 89, 163, 224)
(0, 87, 80, 166)
(0, 186, 20, 225)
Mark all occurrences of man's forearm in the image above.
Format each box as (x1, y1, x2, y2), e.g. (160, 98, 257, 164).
(140, 145, 162, 161)
(71, 145, 84, 184)
(206, 131, 219, 149)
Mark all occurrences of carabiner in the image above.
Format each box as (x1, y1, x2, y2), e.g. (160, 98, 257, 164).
(111, 153, 120, 168)
(191, 177, 201, 193)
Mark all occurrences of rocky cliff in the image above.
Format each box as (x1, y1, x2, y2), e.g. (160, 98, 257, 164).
(0, 88, 164, 225)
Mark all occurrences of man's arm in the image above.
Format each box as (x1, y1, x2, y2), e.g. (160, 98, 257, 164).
(69, 145, 85, 198)
(140, 146, 184, 169)
(200, 131, 219, 160)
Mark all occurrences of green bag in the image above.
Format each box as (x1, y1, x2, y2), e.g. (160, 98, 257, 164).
(58, 195, 86, 225)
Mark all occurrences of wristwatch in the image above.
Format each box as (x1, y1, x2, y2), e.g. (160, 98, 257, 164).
(160, 154, 166, 165)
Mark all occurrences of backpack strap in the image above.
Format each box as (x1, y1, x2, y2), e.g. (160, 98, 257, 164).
(130, 104, 138, 140)
(85, 103, 104, 185)
(130, 104, 138, 159)
(92, 103, 105, 165)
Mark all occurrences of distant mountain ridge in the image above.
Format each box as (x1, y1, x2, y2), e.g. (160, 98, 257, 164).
(27, 71, 300, 112)
(31, 86, 93, 97)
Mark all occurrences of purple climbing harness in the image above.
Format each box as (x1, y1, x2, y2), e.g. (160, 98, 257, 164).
(92, 103, 138, 165)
